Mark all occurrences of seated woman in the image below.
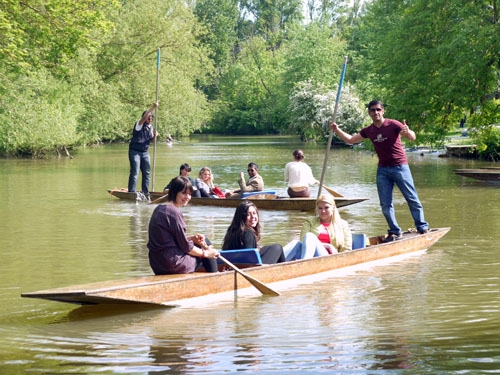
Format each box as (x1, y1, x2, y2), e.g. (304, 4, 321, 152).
(164, 163, 200, 197)
(284, 149, 319, 198)
(222, 201, 285, 264)
(195, 166, 219, 198)
(148, 176, 219, 274)
(283, 194, 352, 261)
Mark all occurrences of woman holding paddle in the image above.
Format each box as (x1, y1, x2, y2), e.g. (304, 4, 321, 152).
(222, 201, 286, 264)
(147, 176, 219, 274)
(283, 194, 352, 260)
(284, 149, 319, 197)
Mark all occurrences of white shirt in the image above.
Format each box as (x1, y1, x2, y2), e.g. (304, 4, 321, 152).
(284, 161, 318, 188)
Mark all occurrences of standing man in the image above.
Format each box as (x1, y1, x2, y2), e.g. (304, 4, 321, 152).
(330, 100, 429, 242)
(225, 162, 264, 198)
(128, 102, 159, 198)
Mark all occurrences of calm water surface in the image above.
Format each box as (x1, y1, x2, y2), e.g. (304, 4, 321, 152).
(1, 135, 500, 374)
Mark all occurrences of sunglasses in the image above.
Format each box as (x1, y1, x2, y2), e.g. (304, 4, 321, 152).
(247, 169, 256, 172)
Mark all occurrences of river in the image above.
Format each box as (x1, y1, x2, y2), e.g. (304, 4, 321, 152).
(1, 135, 499, 374)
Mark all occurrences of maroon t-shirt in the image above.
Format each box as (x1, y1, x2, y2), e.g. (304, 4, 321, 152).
(147, 204, 196, 274)
(359, 119, 408, 167)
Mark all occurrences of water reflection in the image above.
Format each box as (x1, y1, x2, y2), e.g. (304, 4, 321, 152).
(2, 137, 500, 373)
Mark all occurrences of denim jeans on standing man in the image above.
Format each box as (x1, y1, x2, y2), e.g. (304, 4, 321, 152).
(376, 164, 429, 235)
(128, 149, 151, 194)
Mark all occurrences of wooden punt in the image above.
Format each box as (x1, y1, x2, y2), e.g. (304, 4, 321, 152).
(108, 189, 166, 201)
(108, 188, 368, 210)
(21, 227, 450, 307)
(154, 194, 369, 211)
(454, 168, 500, 181)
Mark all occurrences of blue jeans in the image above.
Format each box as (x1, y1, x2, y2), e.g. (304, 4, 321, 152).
(283, 233, 329, 261)
(128, 149, 151, 194)
(376, 164, 429, 235)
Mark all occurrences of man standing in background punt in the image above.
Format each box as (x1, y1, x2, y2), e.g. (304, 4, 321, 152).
(128, 102, 158, 198)
(330, 100, 429, 242)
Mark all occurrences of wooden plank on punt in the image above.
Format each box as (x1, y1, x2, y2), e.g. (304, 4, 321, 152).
(22, 228, 450, 306)
(150, 195, 368, 211)
(108, 189, 166, 201)
(454, 168, 500, 181)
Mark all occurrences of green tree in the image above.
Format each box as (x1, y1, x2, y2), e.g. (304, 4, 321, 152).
(240, 0, 303, 49)
(282, 21, 347, 90)
(0, 0, 117, 75)
(211, 36, 285, 134)
(0, 69, 82, 157)
(352, 0, 500, 146)
(96, 0, 213, 138)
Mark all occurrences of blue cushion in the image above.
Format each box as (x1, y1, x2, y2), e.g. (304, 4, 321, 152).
(241, 190, 276, 198)
(352, 233, 367, 250)
(218, 248, 262, 265)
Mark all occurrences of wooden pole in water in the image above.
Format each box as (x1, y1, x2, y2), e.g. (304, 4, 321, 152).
(316, 56, 348, 212)
(152, 47, 160, 192)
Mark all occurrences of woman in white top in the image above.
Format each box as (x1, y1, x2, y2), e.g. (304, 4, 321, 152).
(284, 149, 319, 197)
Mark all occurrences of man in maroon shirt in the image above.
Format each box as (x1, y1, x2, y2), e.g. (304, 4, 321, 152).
(330, 100, 429, 242)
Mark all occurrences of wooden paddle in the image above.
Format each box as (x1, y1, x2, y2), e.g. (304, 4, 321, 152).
(150, 193, 168, 204)
(322, 185, 344, 198)
(218, 254, 280, 296)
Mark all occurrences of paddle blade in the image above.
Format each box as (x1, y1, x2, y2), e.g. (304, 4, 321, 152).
(218, 255, 280, 296)
(322, 185, 344, 198)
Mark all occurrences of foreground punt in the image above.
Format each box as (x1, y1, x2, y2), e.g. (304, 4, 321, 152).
(454, 168, 500, 182)
(21, 228, 450, 306)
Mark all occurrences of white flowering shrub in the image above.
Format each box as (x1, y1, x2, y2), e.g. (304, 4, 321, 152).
(288, 80, 367, 141)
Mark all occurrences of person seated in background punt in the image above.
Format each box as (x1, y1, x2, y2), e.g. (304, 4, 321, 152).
(225, 162, 264, 198)
(284, 149, 319, 198)
(283, 194, 352, 261)
(195, 166, 218, 198)
(164, 163, 200, 197)
(222, 201, 285, 264)
(148, 176, 219, 275)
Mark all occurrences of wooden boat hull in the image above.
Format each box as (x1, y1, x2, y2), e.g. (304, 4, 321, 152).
(155, 195, 369, 210)
(108, 189, 166, 201)
(21, 228, 450, 306)
(454, 168, 500, 181)
(109, 189, 368, 210)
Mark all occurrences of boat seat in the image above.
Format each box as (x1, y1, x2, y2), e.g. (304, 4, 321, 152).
(218, 248, 262, 267)
(352, 233, 368, 250)
(241, 190, 276, 198)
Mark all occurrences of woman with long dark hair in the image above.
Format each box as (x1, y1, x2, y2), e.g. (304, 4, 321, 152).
(222, 201, 285, 264)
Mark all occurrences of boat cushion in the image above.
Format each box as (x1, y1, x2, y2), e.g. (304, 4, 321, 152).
(352, 233, 368, 250)
(241, 190, 276, 198)
(218, 248, 262, 266)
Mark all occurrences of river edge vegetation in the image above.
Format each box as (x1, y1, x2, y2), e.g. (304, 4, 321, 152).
(1, 0, 499, 160)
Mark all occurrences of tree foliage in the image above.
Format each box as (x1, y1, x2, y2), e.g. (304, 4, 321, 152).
(2, 0, 500, 158)
(352, 0, 500, 145)
(0, 0, 117, 75)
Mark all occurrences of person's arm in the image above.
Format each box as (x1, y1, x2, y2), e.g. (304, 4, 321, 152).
(300, 217, 314, 239)
(241, 229, 258, 248)
(187, 234, 218, 259)
(239, 175, 263, 192)
(400, 120, 416, 141)
(340, 221, 352, 252)
(139, 102, 158, 125)
(330, 121, 364, 145)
